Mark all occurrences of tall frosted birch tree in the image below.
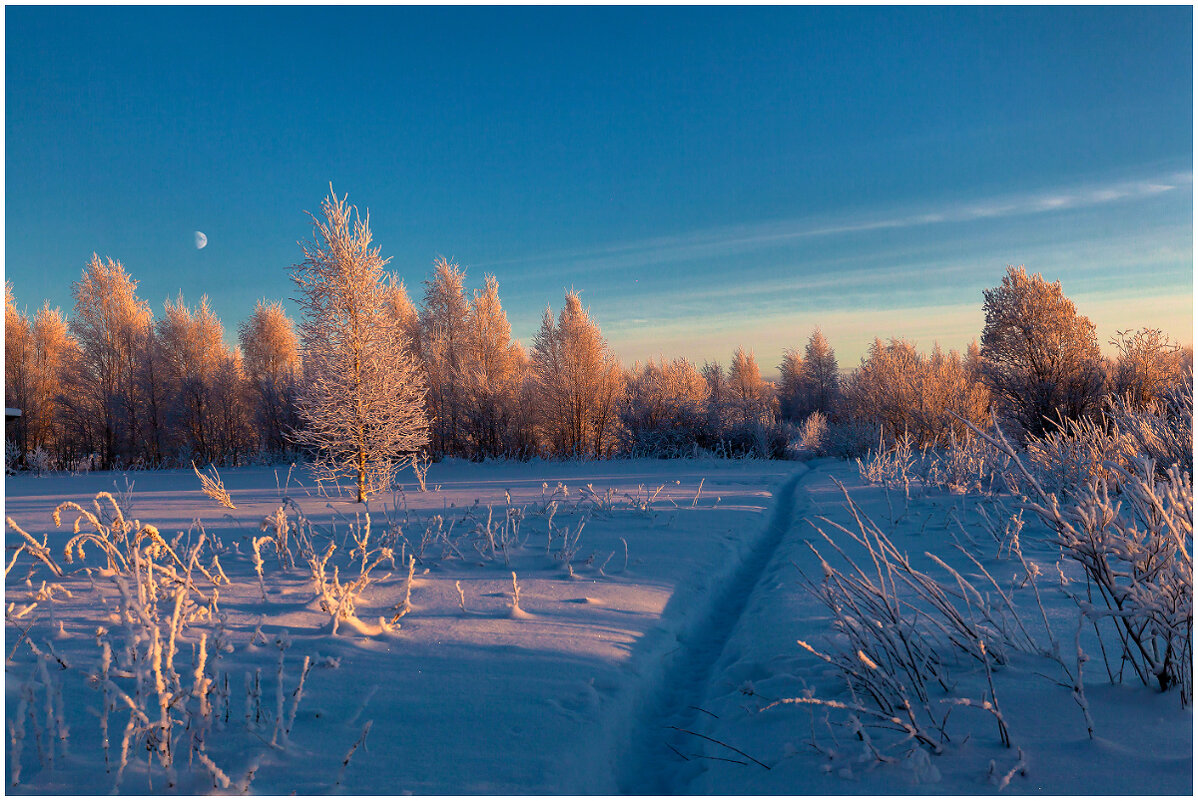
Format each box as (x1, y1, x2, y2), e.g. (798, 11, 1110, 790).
(291, 189, 429, 502)
(68, 255, 153, 468)
(531, 291, 622, 458)
(239, 300, 301, 455)
(419, 257, 470, 457)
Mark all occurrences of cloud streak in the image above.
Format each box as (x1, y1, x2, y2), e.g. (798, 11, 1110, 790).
(590, 219, 1192, 322)
(480, 170, 1191, 279)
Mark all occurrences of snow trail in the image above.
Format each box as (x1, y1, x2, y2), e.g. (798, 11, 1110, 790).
(615, 464, 813, 793)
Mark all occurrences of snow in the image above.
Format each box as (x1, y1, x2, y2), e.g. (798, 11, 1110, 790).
(4, 457, 1192, 794)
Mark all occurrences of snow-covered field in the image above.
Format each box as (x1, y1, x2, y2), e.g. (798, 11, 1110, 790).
(4, 457, 1192, 794)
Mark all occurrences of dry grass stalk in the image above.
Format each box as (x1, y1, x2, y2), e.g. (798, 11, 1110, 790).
(193, 463, 236, 509)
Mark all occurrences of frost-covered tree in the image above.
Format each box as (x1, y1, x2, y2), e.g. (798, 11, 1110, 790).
(963, 339, 984, 382)
(620, 357, 711, 456)
(530, 291, 622, 458)
(699, 349, 783, 457)
(5, 284, 33, 457)
(842, 338, 991, 446)
(923, 344, 992, 439)
(507, 348, 541, 459)
(239, 300, 301, 456)
(777, 330, 840, 423)
(136, 323, 172, 466)
(1110, 327, 1191, 409)
(419, 257, 470, 457)
(842, 338, 921, 442)
(211, 347, 253, 464)
(383, 275, 422, 348)
(27, 302, 78, 463)
(801, 328, 840, 419)
(701, 360, 729, 443)
(777, 348, 804, 422)
(728, 348, 773, 425)
(979, 266, 1104, 439)
(460, 274, 523, 458)
(68, 255, 153, 467)
(156, 293, 233, 462)
(291, 189, 429, 502)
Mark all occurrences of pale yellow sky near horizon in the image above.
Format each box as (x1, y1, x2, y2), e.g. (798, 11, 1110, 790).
(604, 288, 1194, 377)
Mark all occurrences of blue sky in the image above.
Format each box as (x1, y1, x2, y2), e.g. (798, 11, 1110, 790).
(5, 6, 1192, 372)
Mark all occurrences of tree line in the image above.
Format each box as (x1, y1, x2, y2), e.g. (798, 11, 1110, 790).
(5, 190, 1191, 478)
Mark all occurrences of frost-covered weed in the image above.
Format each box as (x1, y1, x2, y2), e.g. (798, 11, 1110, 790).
(1005, 383, 1192, 499)
(580, 483, 618, 515)
(856, 429, 915, 488)
(1105, 382, 1192, 476)
(958, 419, 1193, 704)
(858, 404, 1194, 705)
(4, 487, 382, 791)
(193, 462, 236, 509)
(552, 515, 588, 573)
(1022, 415, 1138, 499)
(408, 451, 431, 492)
(5, 462, 664, 791)
(303, 514, 396, 636)
(782, 478, 1110, 780)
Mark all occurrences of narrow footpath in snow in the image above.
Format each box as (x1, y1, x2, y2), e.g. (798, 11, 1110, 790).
(616, 464, 813, 793)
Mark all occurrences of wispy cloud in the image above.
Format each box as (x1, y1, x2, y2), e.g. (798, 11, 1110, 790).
(481, 170, 1191, 279)
(487, 166, 1191, 369)
(590, 217, 1193, 368)
(593, 220, 1192, 322)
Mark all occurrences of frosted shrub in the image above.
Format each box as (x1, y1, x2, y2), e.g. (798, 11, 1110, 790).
(27, 446, 52, 476)
(1023, 416, 1133, 498)
(1022, 381, 1192, 498)
(715, 419, 786, 459)
(971, 422, 1194, 704)
(799, 411, 828, 455)
(1106, 379, 1193, 476)
(750, 420, 784, 459)
(857, 429, 915, 488)
(700, 354, 788, 459)
(1025, 458, 1192, 702)
(909, 429, 1014, 495)
(619, 357, 711, 457)
(822, 418, 876, 460)
(1109, 327, 1191, 410)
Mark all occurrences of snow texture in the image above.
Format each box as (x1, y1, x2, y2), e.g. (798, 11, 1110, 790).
(4, 457, 1191, 794)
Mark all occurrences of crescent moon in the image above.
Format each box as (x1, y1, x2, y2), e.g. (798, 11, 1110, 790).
(194, 231, 208, 249)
